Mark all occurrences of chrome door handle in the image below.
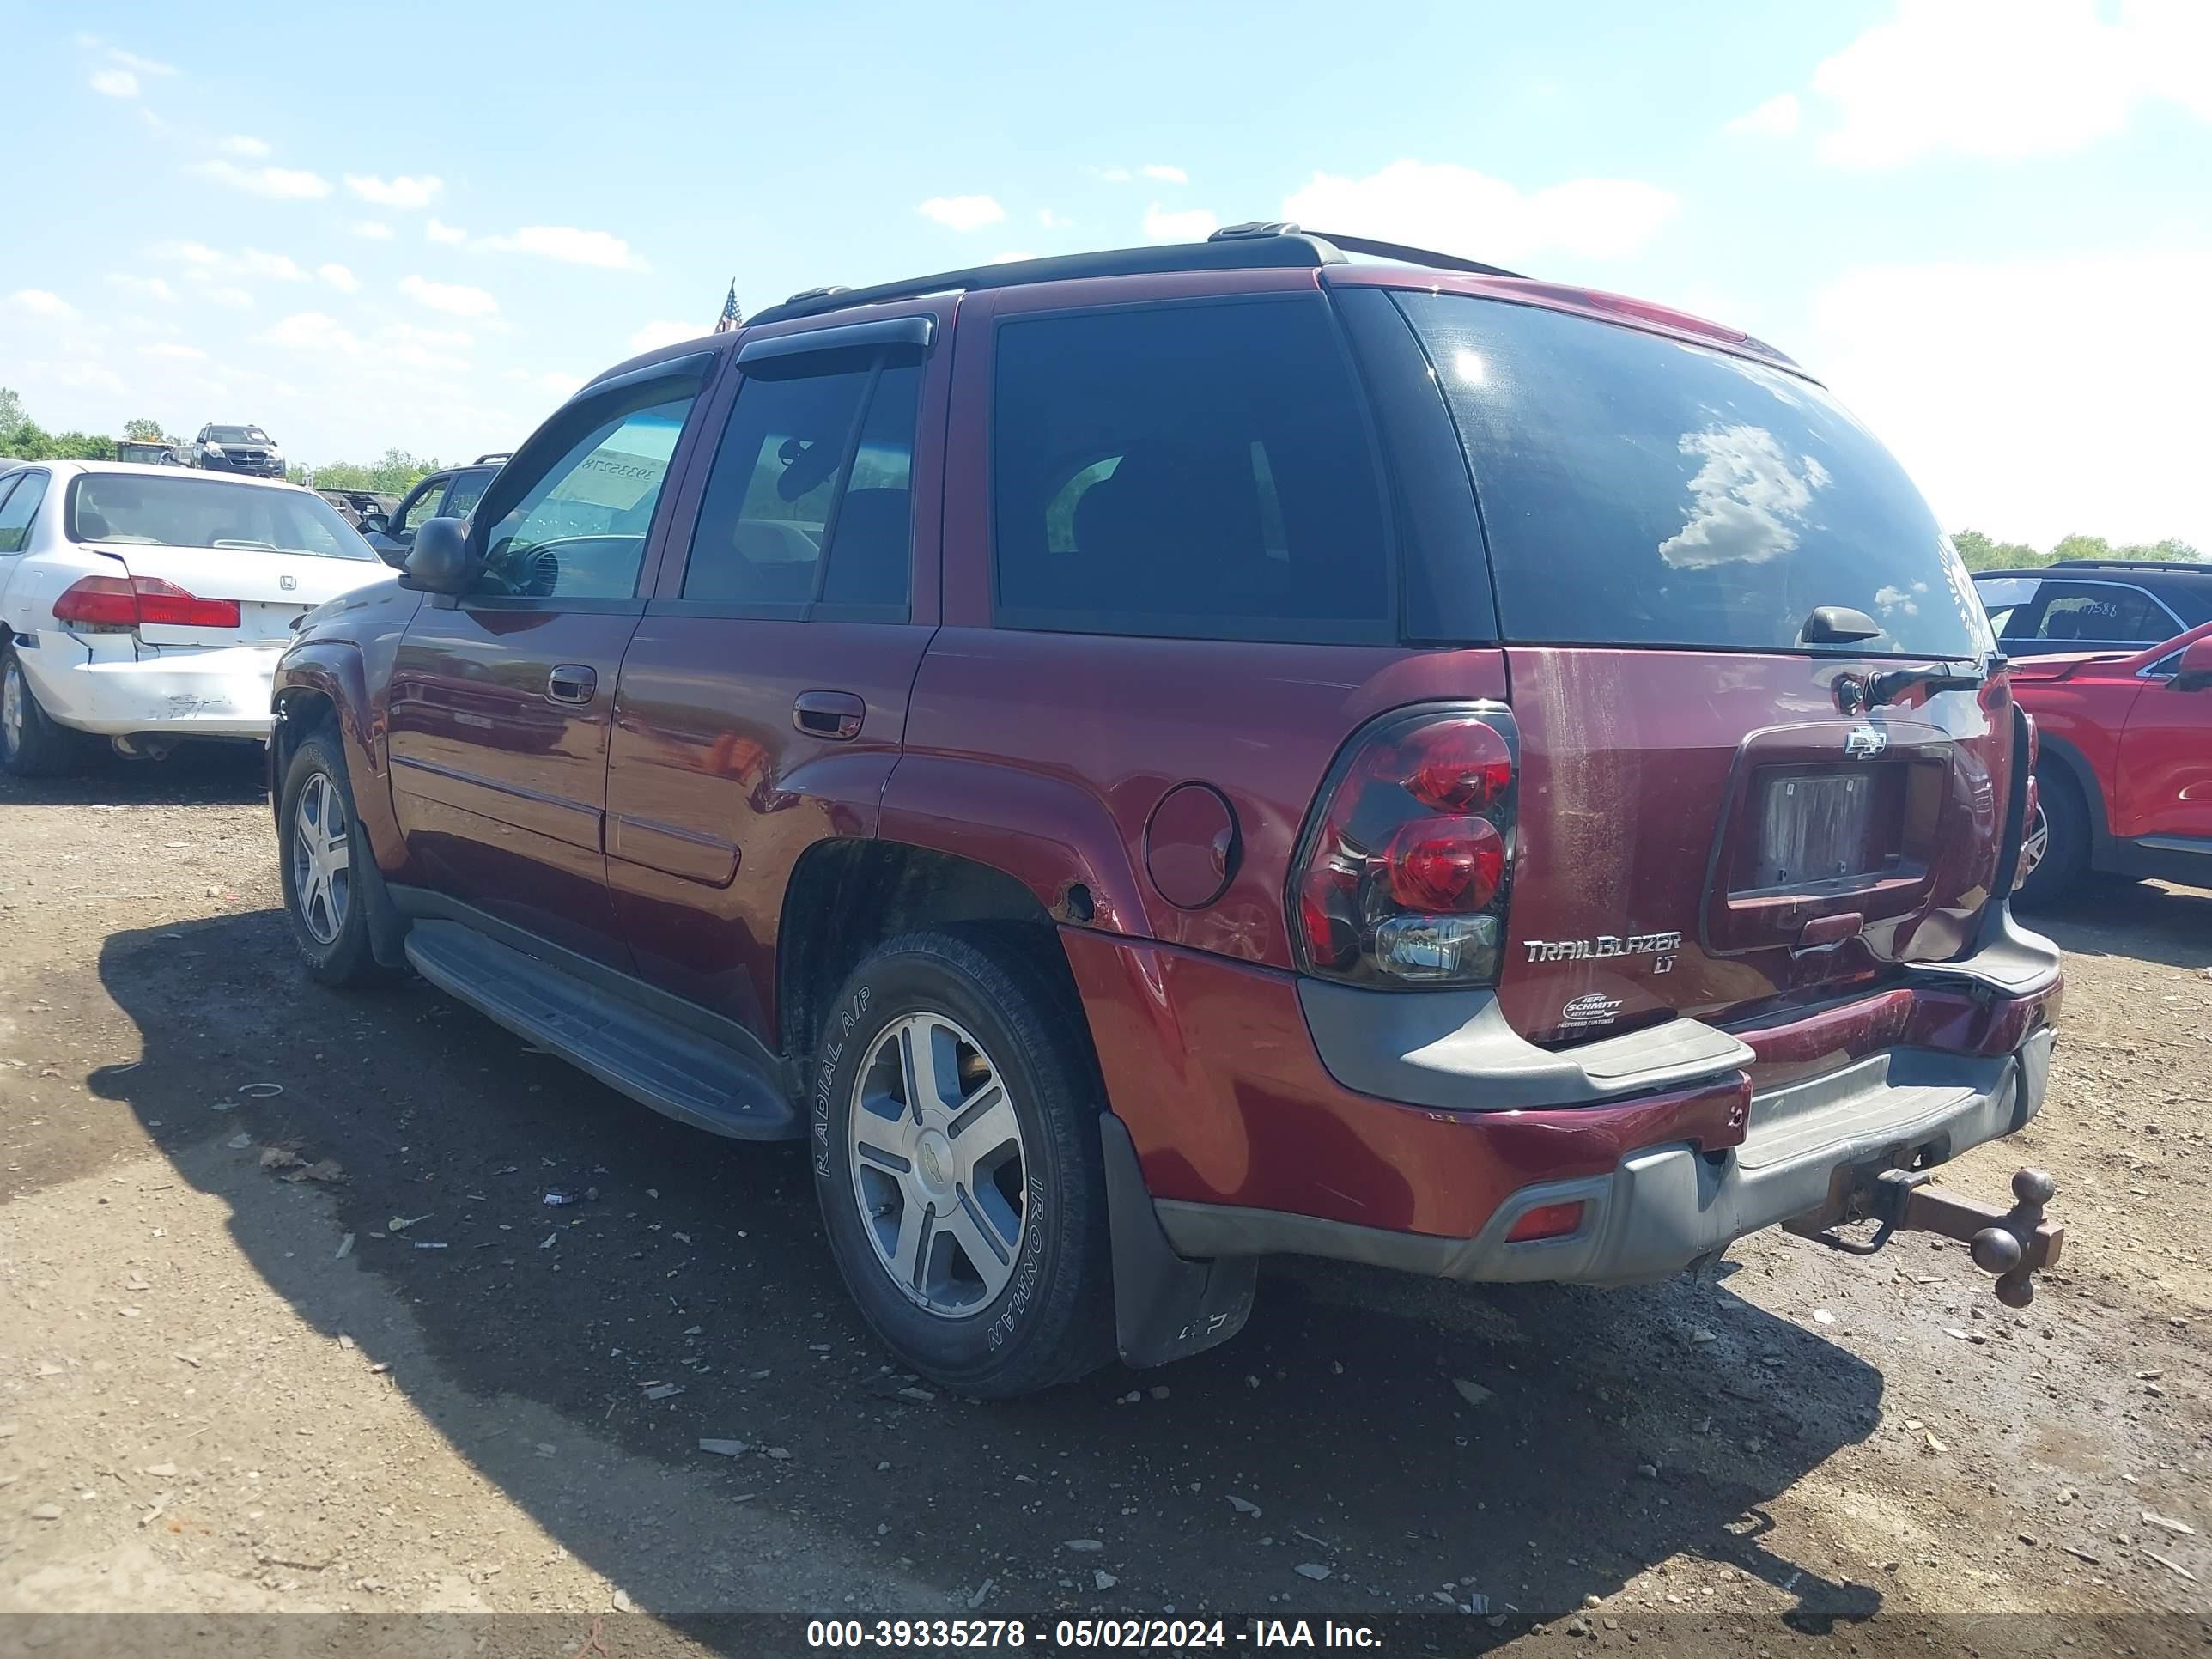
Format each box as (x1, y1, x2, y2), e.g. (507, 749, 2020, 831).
(547, 664, 597, 704)
(793, 690, 864, 739)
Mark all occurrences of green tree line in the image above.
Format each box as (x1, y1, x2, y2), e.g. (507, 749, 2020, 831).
(1952, 530, 2201, 571)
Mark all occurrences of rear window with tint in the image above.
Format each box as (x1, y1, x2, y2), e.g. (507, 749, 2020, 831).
(69, 475, 374, 560)
(1394, 292, 1990, 659)
(992, 296, 1392, 644)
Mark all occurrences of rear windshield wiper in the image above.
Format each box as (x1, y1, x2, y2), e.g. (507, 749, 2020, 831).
(1869, 659, 2002, 707)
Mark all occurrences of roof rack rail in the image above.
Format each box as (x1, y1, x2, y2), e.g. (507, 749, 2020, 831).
(744, 222, 1529, 329)
(747, 229, 1342, 327)
(473, 451, 513, 465)
(1289, 228, 1525, 280)
(2047, 556, 2207, 574)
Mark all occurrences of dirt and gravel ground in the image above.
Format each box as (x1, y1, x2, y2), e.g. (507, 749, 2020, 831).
(3, 744, 2208, 1656)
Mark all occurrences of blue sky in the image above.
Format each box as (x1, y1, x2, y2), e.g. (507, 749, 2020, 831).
(4, 0, 2208, 549)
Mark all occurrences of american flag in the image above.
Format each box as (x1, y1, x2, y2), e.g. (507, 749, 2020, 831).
(713, 282, 743, 334)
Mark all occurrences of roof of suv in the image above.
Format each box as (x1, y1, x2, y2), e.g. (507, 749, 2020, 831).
(1977, 562, 2212, 586)
(600, 223, 1806, 393)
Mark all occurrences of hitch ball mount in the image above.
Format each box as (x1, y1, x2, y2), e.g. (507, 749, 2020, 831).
(1790, 1167, 2063, 1307)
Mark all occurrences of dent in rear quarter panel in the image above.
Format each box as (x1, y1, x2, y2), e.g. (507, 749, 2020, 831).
(894, 631, 1510, 965)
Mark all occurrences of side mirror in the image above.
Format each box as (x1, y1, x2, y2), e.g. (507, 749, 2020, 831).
(2174, 636, 2212, 692)
(358, 508, 390, 535)
(401, 517, 473, 595)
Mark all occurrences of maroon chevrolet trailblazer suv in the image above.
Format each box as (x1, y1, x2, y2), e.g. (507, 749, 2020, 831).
(270, 225, 2066, 1397)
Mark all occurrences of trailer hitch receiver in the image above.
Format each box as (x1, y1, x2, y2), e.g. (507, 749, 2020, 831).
(1792, 1166, 2064, 1306)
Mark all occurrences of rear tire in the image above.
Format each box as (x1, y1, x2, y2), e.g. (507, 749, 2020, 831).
(278, 726, 397, 987)
(811, 928, 1115, 1399)
(0, 647, 88, 778)
(2016, 767, 2088, 905)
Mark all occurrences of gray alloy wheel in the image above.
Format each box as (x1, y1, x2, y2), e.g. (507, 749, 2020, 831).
(289, 769, 352, 946)
(1, 655, 23, 758)
(847, 1011, 1029, 1317)
(2016, 799, 2051, 889)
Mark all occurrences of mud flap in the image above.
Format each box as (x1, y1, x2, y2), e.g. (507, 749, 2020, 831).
(1100, 1114, 1256, 1369)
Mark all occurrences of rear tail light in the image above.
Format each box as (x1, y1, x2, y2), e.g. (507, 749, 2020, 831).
(1292, 706, 1516, 988)
(52, 575, 241, 631)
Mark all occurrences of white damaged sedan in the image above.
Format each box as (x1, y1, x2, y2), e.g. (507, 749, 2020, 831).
(0, 462, 393, 775)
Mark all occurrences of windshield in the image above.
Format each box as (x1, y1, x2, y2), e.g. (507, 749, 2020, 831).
(1395, 292, 1992, 660)
(210, 427, 270, 445)
(70, 475, 375, 560)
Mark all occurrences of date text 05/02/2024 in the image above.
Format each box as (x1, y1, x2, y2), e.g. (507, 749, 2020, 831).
(804, 1618, 1383, 1649)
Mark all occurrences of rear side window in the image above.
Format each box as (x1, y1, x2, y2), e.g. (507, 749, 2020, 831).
(682, 356, 921, 611)
(991, 297, 1391, 644)
(1394, 292, 1991, 659)
(2016, 580, 2174, 645)
(0, 471, 48, 551)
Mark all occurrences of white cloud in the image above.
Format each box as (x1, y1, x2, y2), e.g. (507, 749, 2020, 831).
(152, 240, 223, 268)
(399, 274, 501, 318)
(9, 289, 76, 319)
(205, 286, 253, 309)
(90, 69, 139, 99)
(1281, 160, 1678, 262)
(1811, 250, 2212, 550)
(106, 275, 176, 302)
(1724, 93, 1802, 137)
(629, 319, 702, 353)
(236, 249, 309, 282)
(507, 367, 585, 397)
(346, 173, 443, 209)
(351, 220, 394, 241)
(918, 195, 1006, 233)
(1139, 164, 1188, 185)
(220, 134, 270, 158)
(262, 313, 361, 355)
(1090, 166, 1133, 183)
(319, 264, 359, 293)
(1657, 427, 1832, 569)
(1812, 0, 2212, 167)
(191, 160, 333, 199)
(1140, 204, 1219, 242)
(985, 251, 1038, 265)
(1038, 208, 1073, 228)
(426, 218, 468, 245)
(483, 225, 647, 270)
(106, 47, 176, 76)
(142, 342, 208, 361)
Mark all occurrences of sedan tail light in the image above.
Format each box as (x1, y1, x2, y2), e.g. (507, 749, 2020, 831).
(53, 575, 242, 631)
(1292, 706, 1516, 988)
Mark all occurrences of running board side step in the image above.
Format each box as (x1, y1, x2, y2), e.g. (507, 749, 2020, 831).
(403, 920, 800, 1141)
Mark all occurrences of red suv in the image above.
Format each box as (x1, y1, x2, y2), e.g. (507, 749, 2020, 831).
(271, 225, 2063, 1396)
(2011, 619, 2212, 901)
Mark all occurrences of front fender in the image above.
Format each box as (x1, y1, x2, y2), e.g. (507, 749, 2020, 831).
(272, 641, 404, 872)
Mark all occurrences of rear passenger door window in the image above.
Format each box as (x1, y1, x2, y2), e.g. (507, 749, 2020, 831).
(989, 297, 1392, 644)
(679, 353, 921, 616)
(2024, 581, 2172, 647)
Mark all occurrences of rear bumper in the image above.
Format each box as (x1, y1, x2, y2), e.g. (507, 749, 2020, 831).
(1157, 1029, 2051, 1285)
(19, 636, 281, 738)
(1069, 906, 2063, 1288)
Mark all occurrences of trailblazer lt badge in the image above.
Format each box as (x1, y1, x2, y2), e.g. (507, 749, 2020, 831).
(1522, 930, 1681, 971)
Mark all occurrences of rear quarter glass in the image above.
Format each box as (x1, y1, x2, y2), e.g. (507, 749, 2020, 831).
(1389, 290, 1993, 661)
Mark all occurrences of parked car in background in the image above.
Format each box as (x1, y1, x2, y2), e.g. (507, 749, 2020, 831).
(185, 423, 285, 478)
(1975, 559, 2212, 658)
(271, 226, 2062, 1396)
(0, 463, 392, 775)
(115, 440, 184, 466)
(360, 453, 508, 567)
(2010, 620, 2212, 902)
